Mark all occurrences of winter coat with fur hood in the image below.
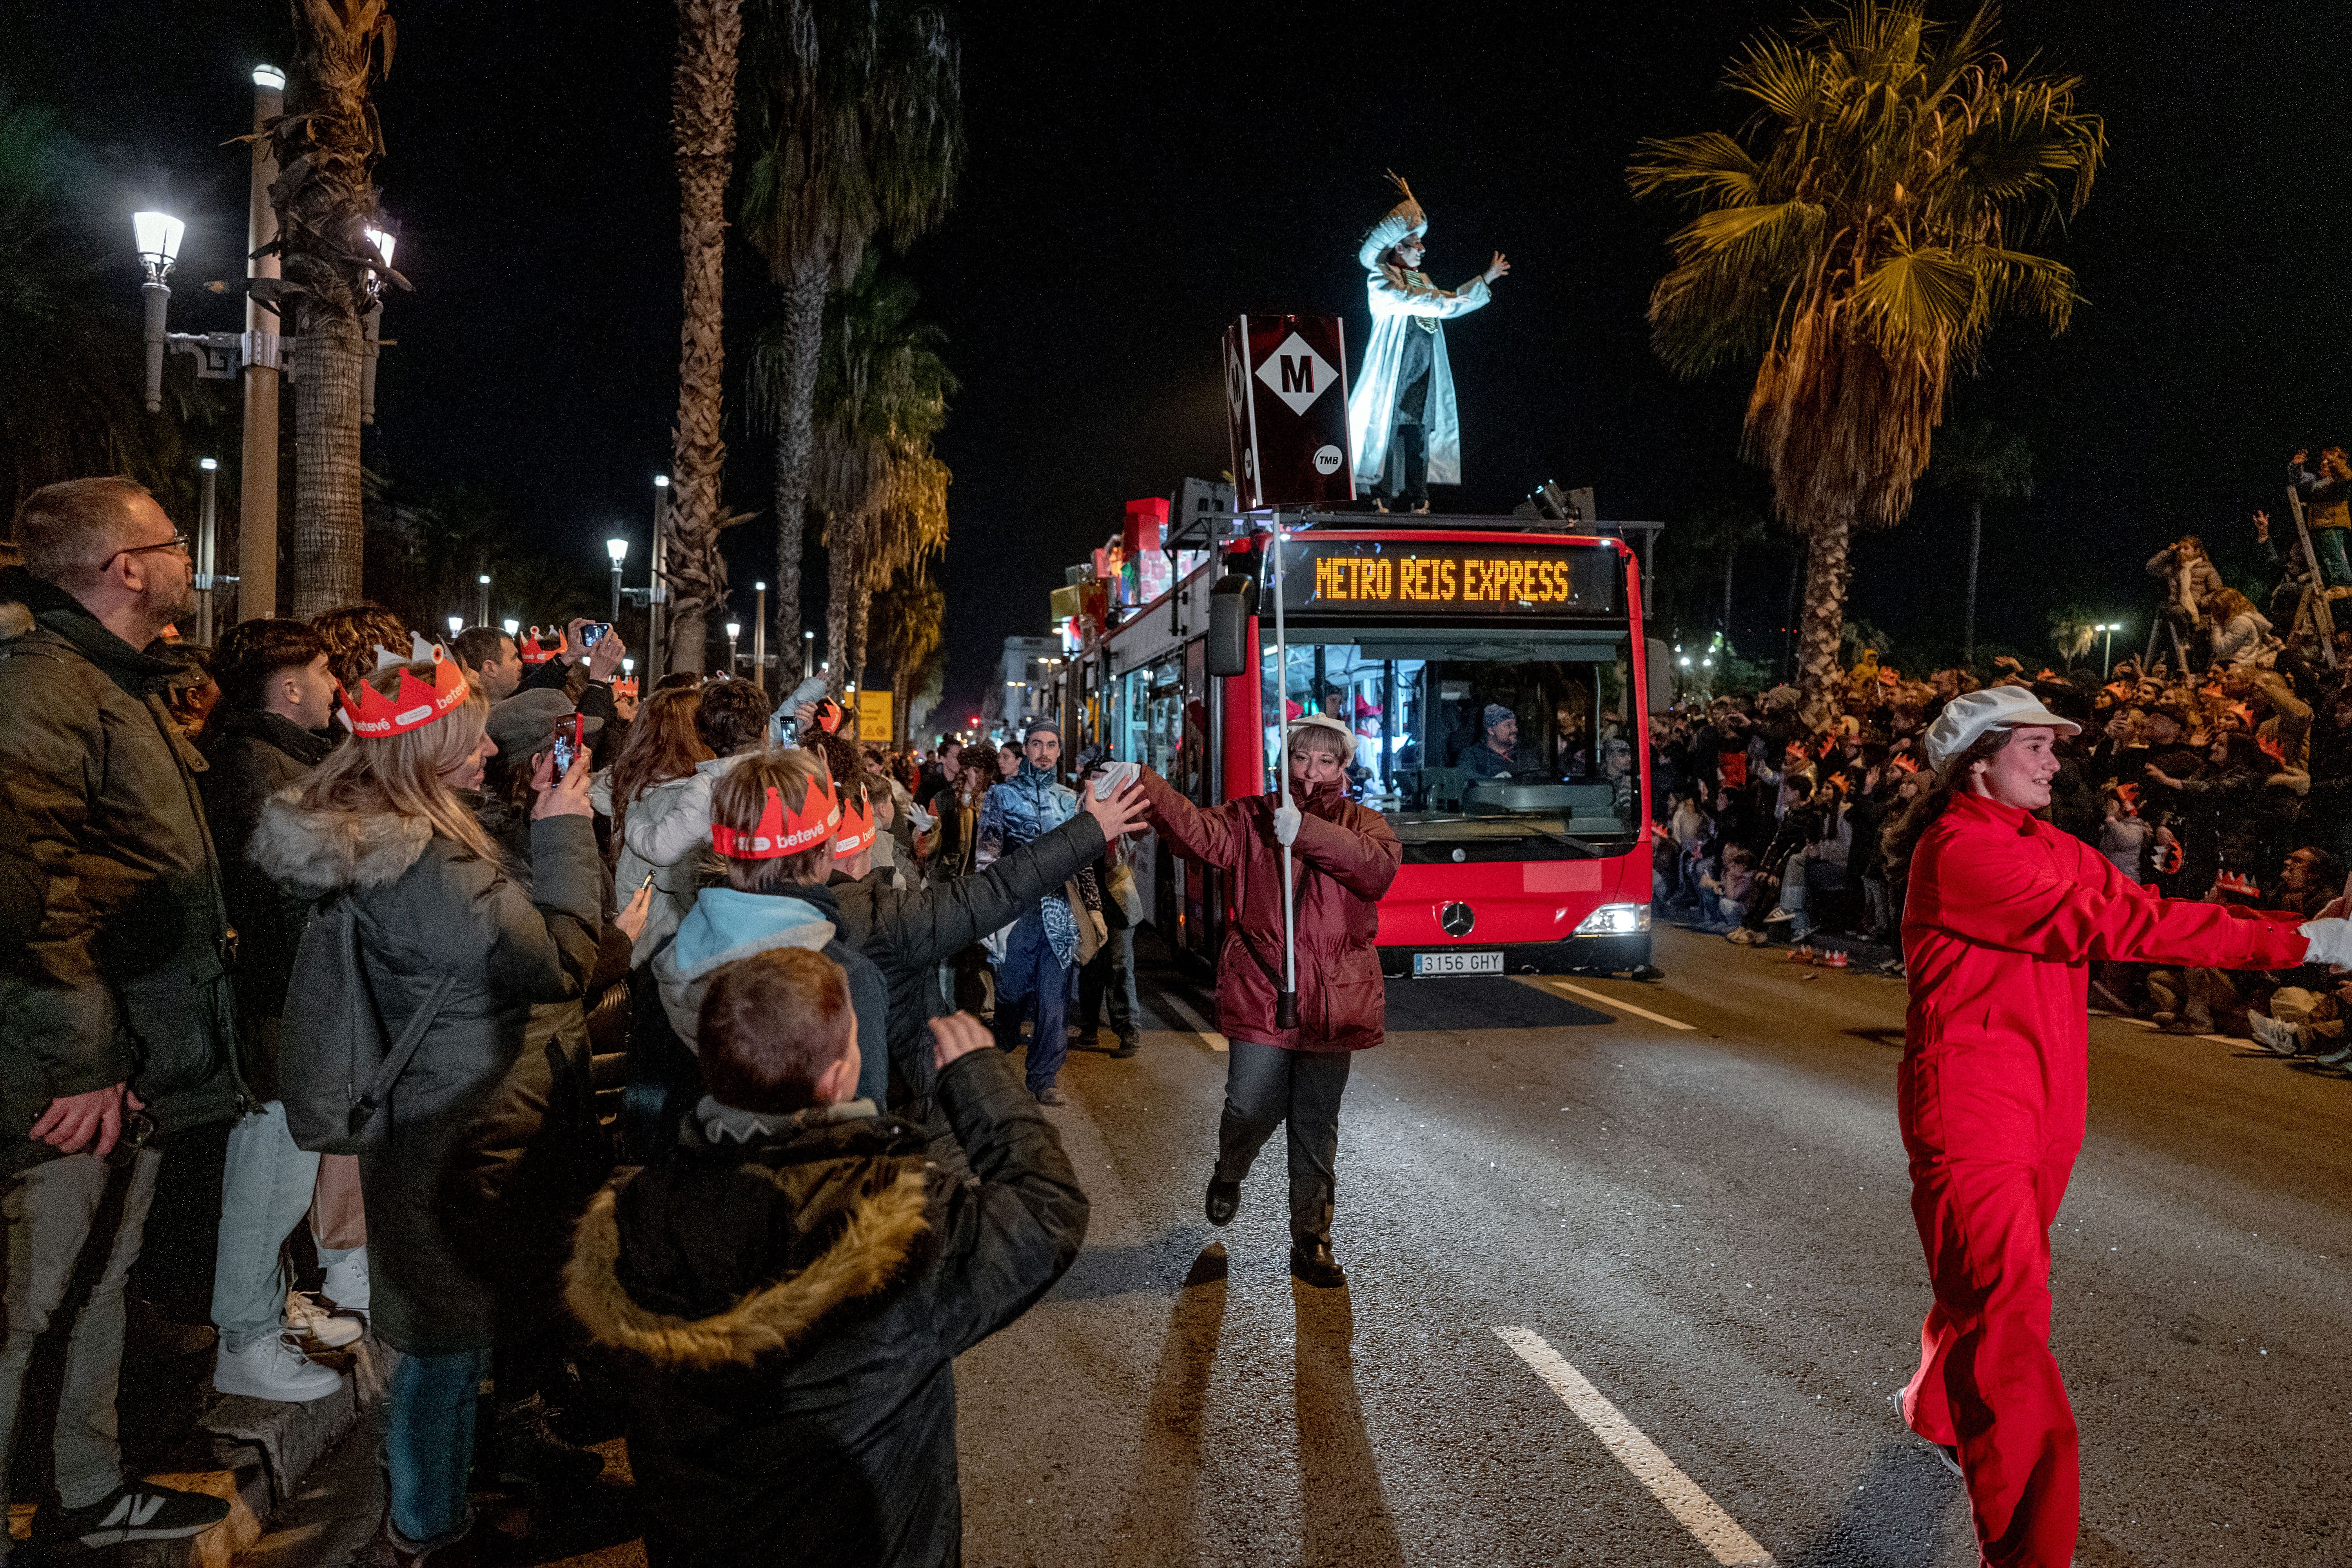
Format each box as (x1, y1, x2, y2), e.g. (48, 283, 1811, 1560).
(564, 1044, 1087, 1568)
(248, 792, 602, 1353)
(0, 568, 240, 1169)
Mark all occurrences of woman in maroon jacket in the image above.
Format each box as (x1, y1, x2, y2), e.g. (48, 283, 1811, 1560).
(1136, 715, 1401, 1287)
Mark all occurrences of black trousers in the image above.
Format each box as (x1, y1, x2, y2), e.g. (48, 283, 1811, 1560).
(1076, 927, 1138, 1045)
(1215, 1041, 1353, 1242)
(1380, 421, 1429, 508)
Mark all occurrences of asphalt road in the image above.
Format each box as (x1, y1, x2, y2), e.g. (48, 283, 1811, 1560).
(247, 923, 2352, 1567)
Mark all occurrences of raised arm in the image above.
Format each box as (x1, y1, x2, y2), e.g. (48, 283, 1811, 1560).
(1136, 766, 1250, 870)
(1368, 270, 1491, 321)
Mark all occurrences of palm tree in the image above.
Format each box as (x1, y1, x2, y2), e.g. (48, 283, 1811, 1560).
(738, 0, 961, 661)
(266, 0, 402, 617)
(662, 0, 744, 674)
(1629, 0, 2103, 720)
(1927, 419, 2032, 669)
(782, 255, 952, 696)
(869, 566, 944, 746)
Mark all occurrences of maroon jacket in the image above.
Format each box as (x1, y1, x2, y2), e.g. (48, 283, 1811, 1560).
(1138, 768, 1402, 1051)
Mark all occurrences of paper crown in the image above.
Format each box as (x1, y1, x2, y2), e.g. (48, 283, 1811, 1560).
(810, 698, 844, 734)
(2115, 782, 2143, 814)
(833, 787, 877, 859)
(342, 637, 469, 739)
(2212, 869, 2261, 900)
(519, 628, 555, 665)
(710, 777, 839, 860)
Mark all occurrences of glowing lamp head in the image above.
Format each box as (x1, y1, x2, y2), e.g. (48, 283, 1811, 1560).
(363, 225, 396, 272)
(606, 538, 629, 564)
(446, 615, 463, 636)
(653, 475, 670, 489)
(198, 457, 218, 472)
(477, 573, 490, 586)
(252, 64, 285, 91)
(621, 658, 634, 675)
(133, 211, 185, 276)
(502, 618, 519, 637)
(725, 622, 741, 641)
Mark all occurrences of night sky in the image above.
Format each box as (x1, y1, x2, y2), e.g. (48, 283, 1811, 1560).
(13, 2, 2350, 724)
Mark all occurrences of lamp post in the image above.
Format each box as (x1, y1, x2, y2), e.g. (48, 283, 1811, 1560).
(751, 582, 768, 694)
(241, 64, 283, 621)
(802, 628, 815, 680)
(2096, 622, 2123, 679)
(475, 573, 490, 626)
(648, 476, 669, 687)
(446, 615, 463, 640)
(359, 222, 395, 424)
(135, 211, 187, 415)
(724, 621, 742, 674)
(606, 537, 629, 623)
(193, 457, 220, 646)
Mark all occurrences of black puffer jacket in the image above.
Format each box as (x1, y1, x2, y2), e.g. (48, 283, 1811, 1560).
(565, 1045, 1087, 1568)
(0, 570, 240, 1165)
(198, 706, 334, 1101)
(802, 813, 1105, 1138)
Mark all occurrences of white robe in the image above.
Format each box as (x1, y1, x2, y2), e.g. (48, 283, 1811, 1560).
(1346, 207, 1492, 490)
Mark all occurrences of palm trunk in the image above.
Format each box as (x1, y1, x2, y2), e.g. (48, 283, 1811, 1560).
(824, 511, 862, 699)
(846, 552, 874, 702)
(289, 309, 366, 617)
(891, 666, 911, 747)
(1962, 497, 1982, 671)
(771, 252, 829, 659)
(1781, 550, 1801, 682)
(663, 0, 743, 676)
(1794, 512, 1854, 727)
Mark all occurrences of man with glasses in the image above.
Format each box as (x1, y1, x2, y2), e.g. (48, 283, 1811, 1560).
(0, 477, 237, 1554)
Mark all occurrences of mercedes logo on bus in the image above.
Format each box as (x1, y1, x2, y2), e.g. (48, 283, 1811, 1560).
(1439, 901, 1476, 937)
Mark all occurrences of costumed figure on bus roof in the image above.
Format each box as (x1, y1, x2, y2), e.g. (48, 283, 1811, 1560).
(1345, 172, 1510, 515)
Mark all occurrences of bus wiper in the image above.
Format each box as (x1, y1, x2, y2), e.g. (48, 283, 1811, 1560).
(1410, 816, 1605, 856)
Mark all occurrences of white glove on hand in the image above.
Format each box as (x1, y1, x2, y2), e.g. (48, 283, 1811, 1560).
(1273, 803, 1301, 847)
(2300, 918, 2352, 969)
(1092, 760, 1141, 800)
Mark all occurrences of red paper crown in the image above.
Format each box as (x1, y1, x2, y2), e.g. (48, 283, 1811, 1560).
(2212, 869, 2261, 900)
(2115, 782, 2143, 814)
(711, 778, 840, 860)
(339, 642, 470, 739)
(811, 698, 844, 734)
(833, 788, 877, 858)
(519, 628, 555, 665)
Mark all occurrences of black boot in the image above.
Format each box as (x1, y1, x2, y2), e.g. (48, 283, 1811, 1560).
(478, 1392, 606, 1494)
(1204, 1176, 1241, 1227)
(1289, 1236, 1347, 1289)
(1109, 1035, 1140, 1059)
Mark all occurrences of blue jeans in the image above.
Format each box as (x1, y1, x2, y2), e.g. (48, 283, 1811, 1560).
(2316, 526, 2352, 590)
(212, 1102, 357, 1351)
(991, 908, 1071, 1093)
(385, 1348, 490, 1548)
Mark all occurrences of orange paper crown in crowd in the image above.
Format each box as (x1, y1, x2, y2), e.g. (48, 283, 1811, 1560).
(711, 777, 840, 860)
(809, 698, 845, 734)
(833, 788, 877, 858)
(519, 628, 555, 665)
(339, 636, 470, 739)
(2115, 782, 2143, 815)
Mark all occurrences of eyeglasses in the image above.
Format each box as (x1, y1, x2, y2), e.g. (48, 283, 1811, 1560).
(102, 535, 193, 570)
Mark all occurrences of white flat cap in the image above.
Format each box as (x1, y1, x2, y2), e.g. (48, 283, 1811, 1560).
(1924, 685, 2082, 771)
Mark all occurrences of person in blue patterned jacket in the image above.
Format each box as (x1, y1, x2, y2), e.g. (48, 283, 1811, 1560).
(977, 720, 1083, 1105)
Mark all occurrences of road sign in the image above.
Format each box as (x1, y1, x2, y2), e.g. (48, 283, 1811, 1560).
(1223, 314, 1354, 510)
(856, 689, 893, 740)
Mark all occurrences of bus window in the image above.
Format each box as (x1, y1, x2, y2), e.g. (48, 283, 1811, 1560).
(1263, 633, 1639, 857)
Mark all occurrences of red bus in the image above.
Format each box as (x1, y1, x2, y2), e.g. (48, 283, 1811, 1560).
(1058, 513, 1668, 981)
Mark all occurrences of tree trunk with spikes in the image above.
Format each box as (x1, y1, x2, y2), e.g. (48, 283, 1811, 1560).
(1795, 512, 1854, 727)
(771, 253, 829, 662)
(824, 510, 862, 699)
(288, 312, 365, 616)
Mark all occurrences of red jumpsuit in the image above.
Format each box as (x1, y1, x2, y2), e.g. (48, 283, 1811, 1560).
(1898, 791, 2310, 1567)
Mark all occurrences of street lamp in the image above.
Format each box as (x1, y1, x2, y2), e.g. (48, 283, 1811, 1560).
(502, 618, 519, 639)
(802, 628, 815, 680)
(724, 621, 742, 673)
(192, 457, 221, 645)
(134, 211, 186, 414)
(446, 615, 463, 639)
(751, 581, 768, 694)
(649, 476, 670, 687)
(358, 221, 396, 424)
(2095, 621, 2125, 679)
(606, 537, 629, 622)
(475, 573, 490, 627)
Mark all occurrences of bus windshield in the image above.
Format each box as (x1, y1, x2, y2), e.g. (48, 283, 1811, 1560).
(1265, 630, 1639, 859)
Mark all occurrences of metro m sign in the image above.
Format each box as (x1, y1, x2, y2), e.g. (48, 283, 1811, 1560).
(1223, 313, 1353, 510)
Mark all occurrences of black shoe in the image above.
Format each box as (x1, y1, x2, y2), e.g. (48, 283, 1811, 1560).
(51, 1480, 231, 1547)
(480, 1394, 606, 1493)
(1109, 1037, 1140, 1059)
(1204, 1178, 1240, 1227)
(1289, 1238, 1347, 1289)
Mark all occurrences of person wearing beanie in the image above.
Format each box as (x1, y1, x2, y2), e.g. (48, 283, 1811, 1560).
(1133, 715, 1400, 1289)
(1879, 684, 2352, 1568)
(976, 720, 1084, 1104)
(1462, 702, 1522, 779)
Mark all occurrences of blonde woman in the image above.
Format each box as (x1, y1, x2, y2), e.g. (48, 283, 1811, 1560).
(250, 658, 602, 1565)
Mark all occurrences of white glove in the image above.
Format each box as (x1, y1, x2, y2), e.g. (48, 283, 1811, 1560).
(1092, 759, 1141, 800)
(1273, 803, 1301, 847)
(906, 803, 936, 834)
(2300, 918, 2352, 969)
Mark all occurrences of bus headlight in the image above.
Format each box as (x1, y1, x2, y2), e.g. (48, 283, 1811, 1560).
(1574, 904, 1650, 936)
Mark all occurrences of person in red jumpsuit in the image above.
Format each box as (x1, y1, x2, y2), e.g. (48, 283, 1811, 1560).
(1888, 685, 2352, 1566)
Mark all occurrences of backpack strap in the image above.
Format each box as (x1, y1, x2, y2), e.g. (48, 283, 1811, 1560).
(348, 970, 456, 1136)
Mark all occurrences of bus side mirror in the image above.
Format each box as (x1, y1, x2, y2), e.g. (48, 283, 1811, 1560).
(1207, 574, 1258, 677)
(1647, 638, 1672, 715)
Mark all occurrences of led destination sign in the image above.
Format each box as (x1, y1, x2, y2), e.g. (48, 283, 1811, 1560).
(1281, 540, 1623, 617)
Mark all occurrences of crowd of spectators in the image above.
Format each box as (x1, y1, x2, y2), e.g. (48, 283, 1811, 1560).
(0, 475, 1152, 1566)
(1649, 488, 2352, 1060)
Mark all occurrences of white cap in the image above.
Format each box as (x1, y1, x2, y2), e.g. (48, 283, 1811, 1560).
(1286, 713, 1356, 764)
(1924, 686, 2082, 771)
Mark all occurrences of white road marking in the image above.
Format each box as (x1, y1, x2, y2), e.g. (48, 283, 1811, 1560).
(1545, 978, 1697, 1031)
(1495, 1327, 1776, 1567)
(1149, 987, 1228, 1052)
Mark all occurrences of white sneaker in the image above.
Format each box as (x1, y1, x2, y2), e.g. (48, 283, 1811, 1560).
(213, 1332, 342, 1402)
(320, 1249, 370, 1313)
(284, 1290, 362, 1348)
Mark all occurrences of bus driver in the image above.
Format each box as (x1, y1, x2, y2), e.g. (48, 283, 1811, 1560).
(1461, 704, 1521, 779)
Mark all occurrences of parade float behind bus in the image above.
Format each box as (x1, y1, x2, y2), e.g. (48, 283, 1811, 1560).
(1044, 508, 1671, 982)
